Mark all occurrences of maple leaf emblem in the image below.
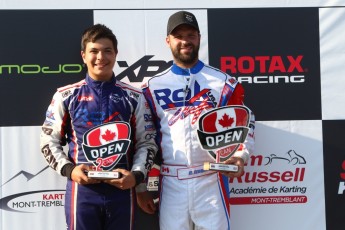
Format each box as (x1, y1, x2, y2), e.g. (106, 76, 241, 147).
(101, 129, 116, 142)
(218, 113, 234, 128)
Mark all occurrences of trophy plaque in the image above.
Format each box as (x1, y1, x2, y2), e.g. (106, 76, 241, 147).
(87, 171, 122, 179)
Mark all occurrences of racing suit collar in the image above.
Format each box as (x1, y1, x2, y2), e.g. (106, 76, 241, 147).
(171, 60, 204, 75)
(85, 73, 116, 88)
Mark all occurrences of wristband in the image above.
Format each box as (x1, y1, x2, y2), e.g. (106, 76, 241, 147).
(132, 171, 144, 186)
(61, 163, 75, 180)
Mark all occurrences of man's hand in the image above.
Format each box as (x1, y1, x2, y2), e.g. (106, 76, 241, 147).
(220, 157, 245, 178)
(71, 164, 101, 185)
(103, 168, 136, 190)
(137, 191, 157, 214)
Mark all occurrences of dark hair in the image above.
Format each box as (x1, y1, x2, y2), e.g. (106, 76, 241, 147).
(81, 24, 118, 53)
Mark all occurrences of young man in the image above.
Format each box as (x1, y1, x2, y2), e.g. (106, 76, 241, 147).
(40, 24, 157, 230)
(137, 11, 255, 229)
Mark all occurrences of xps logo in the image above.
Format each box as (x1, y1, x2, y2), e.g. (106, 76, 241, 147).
(117, 55, 172, 82)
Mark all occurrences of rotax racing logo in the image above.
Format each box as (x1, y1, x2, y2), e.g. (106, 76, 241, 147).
(82, 121, 131, 171)
(197, 105, 251, 161)
(220, 55, 306, 84)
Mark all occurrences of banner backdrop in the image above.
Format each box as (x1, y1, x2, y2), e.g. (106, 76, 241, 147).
(1, 2, 345, 230)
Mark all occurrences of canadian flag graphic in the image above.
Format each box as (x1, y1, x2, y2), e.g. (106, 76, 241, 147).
(201, 107, 249, 133)
(86, 123, 129, 147)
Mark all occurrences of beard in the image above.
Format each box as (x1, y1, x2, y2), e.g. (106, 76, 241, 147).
(171, 43, 199, 66)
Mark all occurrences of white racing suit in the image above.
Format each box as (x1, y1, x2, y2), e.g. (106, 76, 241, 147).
(142, 60, 255, 230)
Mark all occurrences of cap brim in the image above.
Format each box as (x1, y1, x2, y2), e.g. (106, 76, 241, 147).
(168, 23, 199, 35)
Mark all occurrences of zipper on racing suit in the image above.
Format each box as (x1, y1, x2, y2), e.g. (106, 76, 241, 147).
(184, 69, 193, 166)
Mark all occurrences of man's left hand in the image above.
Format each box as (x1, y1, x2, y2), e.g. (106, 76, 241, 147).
(103, 169, 136, 190)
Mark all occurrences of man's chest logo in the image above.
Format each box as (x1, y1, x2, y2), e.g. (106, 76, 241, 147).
(153, 81, 216, 110)
(153, 80, 217, 125)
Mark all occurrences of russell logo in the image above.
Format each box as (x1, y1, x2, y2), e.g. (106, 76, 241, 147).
(197, 105, 251, 162)
(82, 121, 131, 171)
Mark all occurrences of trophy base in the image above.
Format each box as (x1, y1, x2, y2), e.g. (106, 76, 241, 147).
(87, 171, 121, 179)
(203, 162, 238, 172)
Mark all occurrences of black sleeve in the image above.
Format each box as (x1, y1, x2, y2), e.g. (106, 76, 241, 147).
(61, 163, 75, 180)
(132, 171, 145, 186)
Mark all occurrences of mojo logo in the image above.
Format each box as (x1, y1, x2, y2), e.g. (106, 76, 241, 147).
(116, 55, 173, 82)
(197, 106, 251, 161)
(82, 122, 131, 171)
(220, 55, 306, 84)
(0, 64, 83, 76)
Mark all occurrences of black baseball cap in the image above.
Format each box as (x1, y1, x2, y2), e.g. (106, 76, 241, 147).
(167, 11, 200, 35)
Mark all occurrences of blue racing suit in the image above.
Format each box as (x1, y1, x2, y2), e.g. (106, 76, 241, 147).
(40, 74, 157, 230)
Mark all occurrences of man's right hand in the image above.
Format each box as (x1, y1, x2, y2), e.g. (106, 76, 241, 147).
(71, 164, 101, 185)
